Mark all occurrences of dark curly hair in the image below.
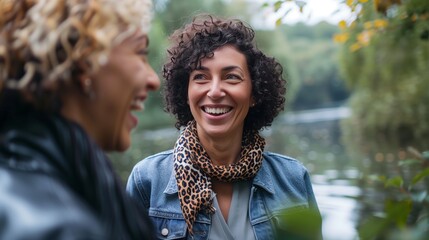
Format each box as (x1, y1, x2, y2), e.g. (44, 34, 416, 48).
(163, 14, 286, 132)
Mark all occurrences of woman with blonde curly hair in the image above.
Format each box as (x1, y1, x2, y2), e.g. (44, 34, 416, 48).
(0, 0, 159, 239)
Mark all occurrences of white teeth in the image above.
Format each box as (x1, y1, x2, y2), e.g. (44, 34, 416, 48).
(204, 107, 231, 115)
(131, 99, 144, 110)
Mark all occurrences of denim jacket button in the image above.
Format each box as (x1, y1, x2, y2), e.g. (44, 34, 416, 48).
(161, 228, 169, 236)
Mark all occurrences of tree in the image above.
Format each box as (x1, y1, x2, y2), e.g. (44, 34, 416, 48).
(278, 22, 348, 110)
(337, 0, 429, 154)
(336, 1, 429, 238)
(269, 0, 429, 238)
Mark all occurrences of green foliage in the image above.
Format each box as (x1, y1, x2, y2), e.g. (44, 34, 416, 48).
(282, 23, 348, 110)
(412, 167, 429, 185)
(275, 207, 322, 240)
(358, 148, 429, 239)
(253, 28, 301, 104)
(260, 22, 349, 110)
(155, 0, 222, 33)
(340, 0, 429, 155)
(109, 123, 178, 182)
(267, 1, 429, 239)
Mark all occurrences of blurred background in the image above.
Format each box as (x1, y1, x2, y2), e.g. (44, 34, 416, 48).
(109, 0, 429, 239)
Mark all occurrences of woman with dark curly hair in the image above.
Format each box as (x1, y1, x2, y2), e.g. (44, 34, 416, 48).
(127, 14, 321, 240)
(0, 0, 159, 239)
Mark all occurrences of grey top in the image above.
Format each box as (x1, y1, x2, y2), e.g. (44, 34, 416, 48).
(208, 181, 256, 240)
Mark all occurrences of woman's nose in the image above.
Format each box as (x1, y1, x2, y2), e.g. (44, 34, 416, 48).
(207, 80, 225, 99)
(146, 63, 160, 91)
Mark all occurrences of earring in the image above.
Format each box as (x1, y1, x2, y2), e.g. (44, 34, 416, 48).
(83, 78, 95, 99)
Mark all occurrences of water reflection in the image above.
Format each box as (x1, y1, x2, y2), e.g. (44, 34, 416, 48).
(313, 172, 360, 240)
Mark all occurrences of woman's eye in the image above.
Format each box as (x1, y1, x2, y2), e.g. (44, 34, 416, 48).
(227, 74, 240, 79)
(137, 49, 149, 59)
(192, 74, 206, 80)
(226, 74, 242, 82)
(138, 49, 148, 54)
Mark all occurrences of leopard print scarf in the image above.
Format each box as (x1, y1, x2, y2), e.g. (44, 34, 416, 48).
(173, 120, 265, 235)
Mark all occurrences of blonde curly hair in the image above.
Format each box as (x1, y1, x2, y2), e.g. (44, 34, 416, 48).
(0, 0, 152, 95)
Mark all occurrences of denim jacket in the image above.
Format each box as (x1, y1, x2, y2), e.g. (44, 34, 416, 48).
(127, 150, 322, 240)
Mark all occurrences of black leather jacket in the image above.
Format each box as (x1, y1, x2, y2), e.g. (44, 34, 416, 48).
(0, 90, 154, 240)
(0, 115, 106, 239)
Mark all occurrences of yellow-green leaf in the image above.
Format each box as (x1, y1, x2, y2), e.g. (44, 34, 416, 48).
(274, 1, 283, 11)
(411, 167, 429, 185)
(385, 176, 403, 188)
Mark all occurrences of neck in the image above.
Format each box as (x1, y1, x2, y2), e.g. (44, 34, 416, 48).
(60, 91, 101, 148)
(197, 128, 243, 166)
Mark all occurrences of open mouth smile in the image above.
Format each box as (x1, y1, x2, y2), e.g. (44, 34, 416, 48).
(130, 98, 144, 111)
(202, 106, 232, 116)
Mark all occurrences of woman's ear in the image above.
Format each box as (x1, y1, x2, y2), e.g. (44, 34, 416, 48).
(78, 75, 96, 99)
(75, 58, 97, 99)
(250, 97, 256, 107)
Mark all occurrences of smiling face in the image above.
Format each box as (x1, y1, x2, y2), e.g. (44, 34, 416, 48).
(62, 31, 160, 151)
(89, 32, 160, 151)
(188, 45, 253, 141)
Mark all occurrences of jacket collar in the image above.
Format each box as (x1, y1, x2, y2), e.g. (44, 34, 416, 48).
(252, 159, 275, 194)
(163, 156, 275, 195)
(0, 112, 69, 175)
(164, 169, 178, 194)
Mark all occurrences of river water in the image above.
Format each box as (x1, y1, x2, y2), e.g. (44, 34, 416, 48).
(312, 172, 360, 239)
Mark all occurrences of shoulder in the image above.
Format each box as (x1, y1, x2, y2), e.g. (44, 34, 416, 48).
(127, 150, 177, 208)
(260, 151, 311, 189)
(130, 149, 174, 178)
(262, 151, 308, 174)
(257, 152, 318, 211)
(127, 150, 175, 193)
(0, 167, 105, 239)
